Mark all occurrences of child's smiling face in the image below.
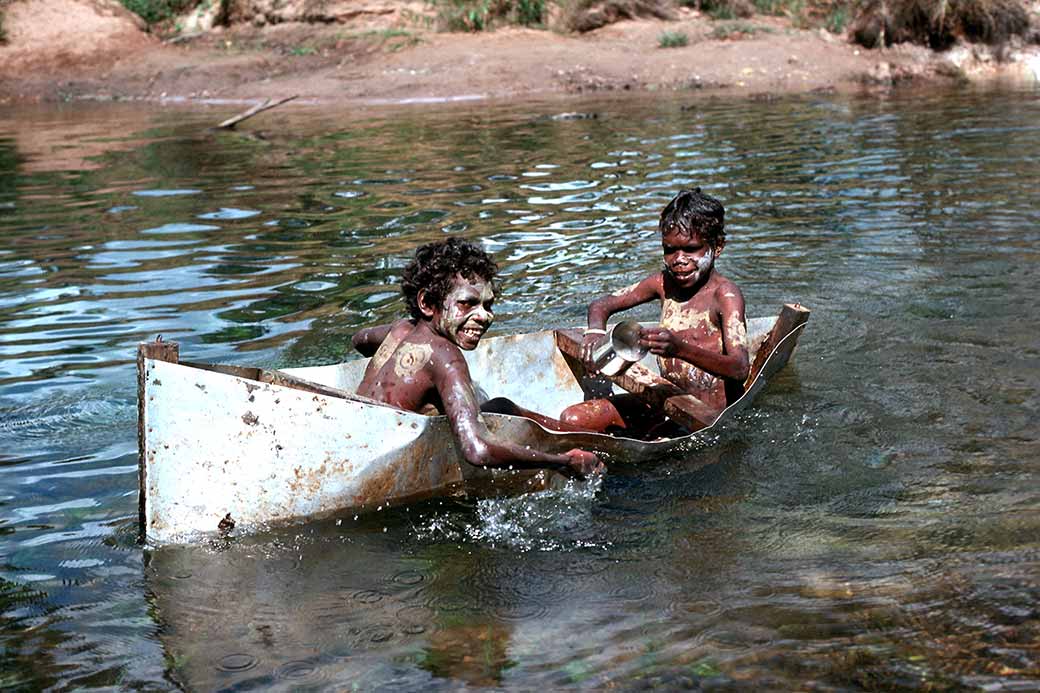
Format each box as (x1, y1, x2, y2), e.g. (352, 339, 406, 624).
(662, 228, 721, 289)
(430, 274, 495, 350)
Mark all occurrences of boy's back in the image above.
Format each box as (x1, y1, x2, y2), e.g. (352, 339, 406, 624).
(357, 318, 443, 415)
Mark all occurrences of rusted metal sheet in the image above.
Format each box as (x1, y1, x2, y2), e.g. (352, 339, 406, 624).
(139, 308, 808, 545)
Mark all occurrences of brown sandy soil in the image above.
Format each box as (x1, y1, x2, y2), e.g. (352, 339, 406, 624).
(0, 0, 1034, 106)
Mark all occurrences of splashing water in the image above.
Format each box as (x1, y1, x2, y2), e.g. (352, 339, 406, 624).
(414, 474, 608, 552)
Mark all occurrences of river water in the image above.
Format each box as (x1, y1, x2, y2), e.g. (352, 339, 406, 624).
(0, 88, 1037, 691)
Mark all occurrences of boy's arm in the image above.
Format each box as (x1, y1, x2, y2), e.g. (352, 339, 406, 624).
(351, 321, 400, 357)
(586, 275, 661, 330)
(432, 348, 603, 478)
(640, 284, 750, 382)
(582, 275, 661, 368)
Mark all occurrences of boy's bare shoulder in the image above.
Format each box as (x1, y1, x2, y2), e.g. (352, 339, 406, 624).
(388, 317, 415, 335)
(711, 273, 745, 302)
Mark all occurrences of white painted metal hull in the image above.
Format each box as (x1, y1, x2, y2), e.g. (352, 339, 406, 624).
(139, 315, 805, 544)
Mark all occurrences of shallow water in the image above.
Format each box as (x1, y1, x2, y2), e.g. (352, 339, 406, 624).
(0, 88, 1038, 690)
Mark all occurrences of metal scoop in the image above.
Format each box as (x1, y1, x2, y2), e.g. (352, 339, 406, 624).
(591, 320, 649, 377)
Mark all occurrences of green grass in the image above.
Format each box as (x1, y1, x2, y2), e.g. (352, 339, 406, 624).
(119, 0, 196, 25)
(825, 4, 848, 32)
(429, 0, 546, 32)
(658, 29, 690, 46)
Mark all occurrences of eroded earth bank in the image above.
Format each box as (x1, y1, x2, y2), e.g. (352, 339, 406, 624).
(1, 0, 1038, 106)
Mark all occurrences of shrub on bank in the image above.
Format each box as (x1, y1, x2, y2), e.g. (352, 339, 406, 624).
(430, 0, 547, 30)
(659, 28, 689, 43)
(120, 0, 198, 25)
(114, 0, 1035, 52)
(850, 0, 1035, 49)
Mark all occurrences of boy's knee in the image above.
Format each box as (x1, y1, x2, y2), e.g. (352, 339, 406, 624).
(559, 404, 588, 427)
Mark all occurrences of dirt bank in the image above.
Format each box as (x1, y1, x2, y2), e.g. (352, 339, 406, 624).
(1, 0, 1038, 106)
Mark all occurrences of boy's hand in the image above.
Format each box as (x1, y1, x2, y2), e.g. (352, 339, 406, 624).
(639, 326, 680, 357)
(562, 448, 605, 479)
(580, 333, 606, 373)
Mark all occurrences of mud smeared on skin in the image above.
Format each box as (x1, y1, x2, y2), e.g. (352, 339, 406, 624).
(696, 247, 714, 272)
(370, 330, 403, 373)
(611, 281, 641, 297)
(661, 302, 716, 335)
(442, 369, 488, 463)
(659, 302, 722, 396)
(394, 342, 433, 379)
(434, 277, 494, 350)
(726, 310, 748, 349)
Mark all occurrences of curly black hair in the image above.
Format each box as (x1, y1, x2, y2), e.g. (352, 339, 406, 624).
(401, 237, 498, 321)
(659, 188, 726, 247)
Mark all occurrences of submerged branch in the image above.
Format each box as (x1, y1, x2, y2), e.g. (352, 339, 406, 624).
(217, 95, 299, 130)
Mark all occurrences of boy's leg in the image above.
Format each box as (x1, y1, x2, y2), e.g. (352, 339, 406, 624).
(560, 394, 663, 435)
(480, 397, 591, 433)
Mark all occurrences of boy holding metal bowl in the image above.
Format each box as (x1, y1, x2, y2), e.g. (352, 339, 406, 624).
(561, 188, 750, 434)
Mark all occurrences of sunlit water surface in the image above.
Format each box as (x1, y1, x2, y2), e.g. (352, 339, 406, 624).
(0, 89, 1037, 691)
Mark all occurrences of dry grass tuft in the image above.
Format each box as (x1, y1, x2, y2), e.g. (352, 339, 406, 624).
(850, 0, 1033, 49)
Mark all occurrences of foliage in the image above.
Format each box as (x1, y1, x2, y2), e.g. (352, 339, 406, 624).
(431, 0, 547, 31)
(120, 0, 197, 25)
(658, 29, 690, 45)
(826, 3, 849, 31)
(850, 0, 1032, 48)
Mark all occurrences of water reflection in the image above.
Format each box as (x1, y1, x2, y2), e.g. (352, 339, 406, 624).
(0, 88, 1038, 689)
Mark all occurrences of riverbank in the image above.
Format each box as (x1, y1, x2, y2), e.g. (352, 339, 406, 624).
(0, 0, 1038, 106)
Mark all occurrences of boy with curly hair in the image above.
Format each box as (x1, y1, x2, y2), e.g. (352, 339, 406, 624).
(560, 188, 750, 434)
(352, 237, 603, 479)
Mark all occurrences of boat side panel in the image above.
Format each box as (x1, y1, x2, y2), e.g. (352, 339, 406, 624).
(141, 359, 466, 543)
(464, 329, 586, 418)
(282, 360, 369, 392)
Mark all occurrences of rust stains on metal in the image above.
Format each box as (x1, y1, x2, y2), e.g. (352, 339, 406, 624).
(283, 455, 343, 500)
(347, 432, 472, 513)
(353, 463, 399, 508)
(242, 411, 259, 426)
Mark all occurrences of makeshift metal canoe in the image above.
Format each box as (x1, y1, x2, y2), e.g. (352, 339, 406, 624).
(137, 304, 809, 544)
